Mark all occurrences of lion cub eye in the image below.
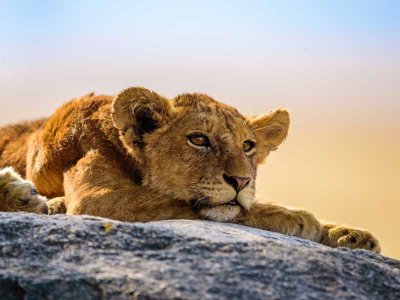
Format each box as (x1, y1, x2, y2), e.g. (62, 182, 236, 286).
(243, 140, 256, 154)
(187, 134, 211, 148)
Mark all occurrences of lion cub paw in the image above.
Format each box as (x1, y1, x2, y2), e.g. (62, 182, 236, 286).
(283, 210, 322, 242)
(0, 167, 48, 214)
(322, 224, 380, 253)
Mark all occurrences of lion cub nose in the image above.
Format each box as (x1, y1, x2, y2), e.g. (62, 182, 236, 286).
(223, 174, 250, 192)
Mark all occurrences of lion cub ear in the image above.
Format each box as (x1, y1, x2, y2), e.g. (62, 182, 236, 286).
(249, 109, 290, 164)
(112, 87, 174, 152)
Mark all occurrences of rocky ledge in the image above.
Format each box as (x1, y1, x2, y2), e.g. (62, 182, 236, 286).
(0, 212, 399, 300)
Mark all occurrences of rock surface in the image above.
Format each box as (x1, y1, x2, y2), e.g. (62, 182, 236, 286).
(0, 213, 399, 300)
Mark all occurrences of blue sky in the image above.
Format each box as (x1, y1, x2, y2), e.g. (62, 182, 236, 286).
(0, 1, 399, 121)
(1, 1, 399, 37)
(1, 1, 399, 56)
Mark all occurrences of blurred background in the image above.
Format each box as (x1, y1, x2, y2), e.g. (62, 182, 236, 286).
(0, 1, 399, 258)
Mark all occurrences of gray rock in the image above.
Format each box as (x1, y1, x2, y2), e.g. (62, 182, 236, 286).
(0, 212, 399, 300)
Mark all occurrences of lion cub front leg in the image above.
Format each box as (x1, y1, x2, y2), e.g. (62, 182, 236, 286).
(242, 203, 381, 253)
(61, 150, 198, 222)
(0, 167, 48, 214)
(320, 223, 381, 253)
(241, 203, 322, 242)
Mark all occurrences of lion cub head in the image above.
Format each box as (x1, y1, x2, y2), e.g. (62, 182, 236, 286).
(112, 87, 289, 222)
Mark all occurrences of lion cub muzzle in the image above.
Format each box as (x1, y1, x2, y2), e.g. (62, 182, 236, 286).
(223, 174, 250, 193)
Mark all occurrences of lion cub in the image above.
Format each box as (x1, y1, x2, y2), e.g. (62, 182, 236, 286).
(0, 87, 380, 253)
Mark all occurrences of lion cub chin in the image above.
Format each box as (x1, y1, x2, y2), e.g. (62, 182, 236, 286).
(0, 167, 48, 214)
(200, 205, 242, 223)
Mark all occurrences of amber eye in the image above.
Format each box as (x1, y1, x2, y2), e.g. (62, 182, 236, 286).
(187, 134, 211, 148)
(243, 140, 256, 154)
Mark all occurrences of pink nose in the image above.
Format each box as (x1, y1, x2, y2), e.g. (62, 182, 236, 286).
(223, 174, 251, 192)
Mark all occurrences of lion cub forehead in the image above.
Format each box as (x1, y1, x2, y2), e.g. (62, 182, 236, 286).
(178, 110, 252, 139)
(173, 93, 243, 117)
(172, 93, 251, 136)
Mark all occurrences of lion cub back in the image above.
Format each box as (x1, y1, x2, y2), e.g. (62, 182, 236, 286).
(0, 119, 47, 176)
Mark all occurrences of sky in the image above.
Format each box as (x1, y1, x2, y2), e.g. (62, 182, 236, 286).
(0, 1, 399, 257)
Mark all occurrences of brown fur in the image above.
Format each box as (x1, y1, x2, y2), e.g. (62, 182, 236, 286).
(0, 87, 380, 252)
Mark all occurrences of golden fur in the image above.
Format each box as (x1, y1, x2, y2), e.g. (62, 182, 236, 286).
(0, 87, 380, 252)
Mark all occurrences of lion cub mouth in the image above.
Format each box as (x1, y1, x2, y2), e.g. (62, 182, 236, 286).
(195, 198, 243, 222)
(190, 197, 242, 211)
(221, 199, 240, 207)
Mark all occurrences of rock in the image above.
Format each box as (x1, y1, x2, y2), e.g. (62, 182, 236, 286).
(0, 213, 399, 300)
